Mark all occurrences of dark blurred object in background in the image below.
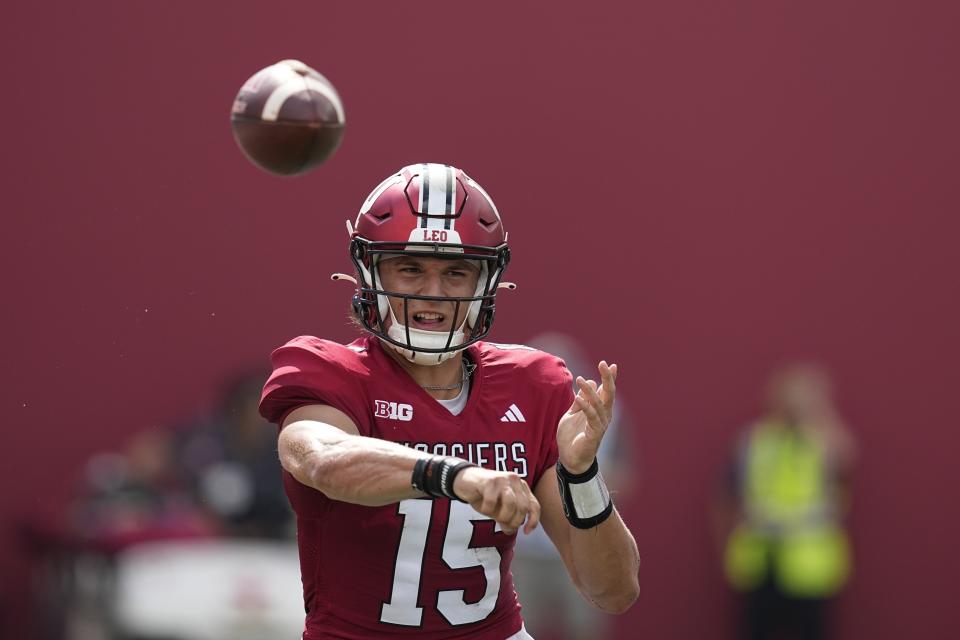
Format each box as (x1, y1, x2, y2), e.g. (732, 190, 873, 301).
(71, 428, 216, 553)
(32, 427, 217, 640)
(177, 370, 293, 540)
(714, 362, 857, 640)
(23, 369, 295, 640)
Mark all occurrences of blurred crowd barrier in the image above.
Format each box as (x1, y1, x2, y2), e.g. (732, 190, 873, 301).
(23, 370, 300, 640)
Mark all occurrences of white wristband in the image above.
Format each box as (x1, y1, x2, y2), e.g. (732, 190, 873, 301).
(569, 473, 611, 519)
(556, 459, 614, 529)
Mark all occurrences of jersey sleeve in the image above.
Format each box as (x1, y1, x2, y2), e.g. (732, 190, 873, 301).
(259, 336, 370, 435)
(531, 357, 575, 487)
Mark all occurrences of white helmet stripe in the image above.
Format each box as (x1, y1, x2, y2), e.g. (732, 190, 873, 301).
(426, 164, 449, 215)
(418, 163, 428, 226)
(419, 164, 458, 233)
(443, 164, 454, 229)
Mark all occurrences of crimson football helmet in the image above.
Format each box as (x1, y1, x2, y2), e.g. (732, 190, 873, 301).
(344, 163, 512, 364)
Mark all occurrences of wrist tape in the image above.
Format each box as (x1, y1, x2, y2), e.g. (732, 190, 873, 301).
(556, 459, 614, 529)
(411, 456, 476, 502)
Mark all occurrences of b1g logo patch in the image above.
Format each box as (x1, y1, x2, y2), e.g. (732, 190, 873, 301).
(374, 400, 413, 422)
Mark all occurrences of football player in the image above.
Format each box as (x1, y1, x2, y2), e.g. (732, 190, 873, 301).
(260, 164, 640, 639)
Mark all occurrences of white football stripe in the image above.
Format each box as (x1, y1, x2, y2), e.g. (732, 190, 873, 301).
(261, 75, 344, 123)
(504, 409, 519, 422)
(508, 404, 526, 422)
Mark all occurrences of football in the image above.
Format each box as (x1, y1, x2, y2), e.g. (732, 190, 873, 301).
(230, 59, 345, 176)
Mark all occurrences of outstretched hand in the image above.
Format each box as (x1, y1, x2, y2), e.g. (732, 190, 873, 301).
(556, 361, 618, 475)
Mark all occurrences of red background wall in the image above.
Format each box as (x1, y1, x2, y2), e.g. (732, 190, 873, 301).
(2, 1, 958, 638)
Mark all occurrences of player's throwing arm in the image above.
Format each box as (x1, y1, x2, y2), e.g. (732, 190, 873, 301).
(279, 404, 540, 534)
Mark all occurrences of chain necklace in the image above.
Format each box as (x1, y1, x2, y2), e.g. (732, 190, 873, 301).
(420, 358, 477, 391)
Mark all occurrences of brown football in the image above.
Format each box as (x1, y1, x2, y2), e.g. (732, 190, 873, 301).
(230, 60, 345, 176)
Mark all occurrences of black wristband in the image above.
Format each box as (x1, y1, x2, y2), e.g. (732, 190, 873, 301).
(411, 457, 433, 493)
(411, 456, 443, 498)
(556, 459, 614, 529)
(412, 456, 476, 502)
(557, 458, 601, 483)
(441, 459, 476, 501)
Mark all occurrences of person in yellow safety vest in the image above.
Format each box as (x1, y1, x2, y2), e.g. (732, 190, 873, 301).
(715, 362, 857, 640)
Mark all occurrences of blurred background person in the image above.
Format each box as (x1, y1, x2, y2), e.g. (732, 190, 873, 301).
(510, 332, 638, 640)
(714, 362, 857, 640)
(177, 370, 293, 540)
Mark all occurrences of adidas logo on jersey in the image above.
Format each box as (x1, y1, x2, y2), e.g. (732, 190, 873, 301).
(500, 404, 526, 423)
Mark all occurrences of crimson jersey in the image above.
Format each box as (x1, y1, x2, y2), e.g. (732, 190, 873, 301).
(260, 335, 573, 640)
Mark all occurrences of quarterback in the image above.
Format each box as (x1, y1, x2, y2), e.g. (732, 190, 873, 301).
(260, 164, 640, 639)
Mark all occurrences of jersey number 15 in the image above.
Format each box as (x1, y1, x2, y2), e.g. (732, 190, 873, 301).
(380, 499, 503, 627)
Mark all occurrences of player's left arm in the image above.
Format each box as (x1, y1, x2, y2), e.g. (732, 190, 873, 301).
(534, 361, 640, 614)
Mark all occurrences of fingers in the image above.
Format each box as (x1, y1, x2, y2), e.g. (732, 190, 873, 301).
(494, 498, 519, 534)
(576, 376, 611, 433)
(471, 471, 540, 535)
(524, 492, 542, 534)
(576, 365, 615, 399)
(599, 361, 617, 403)
(575, 394, 606, 436)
